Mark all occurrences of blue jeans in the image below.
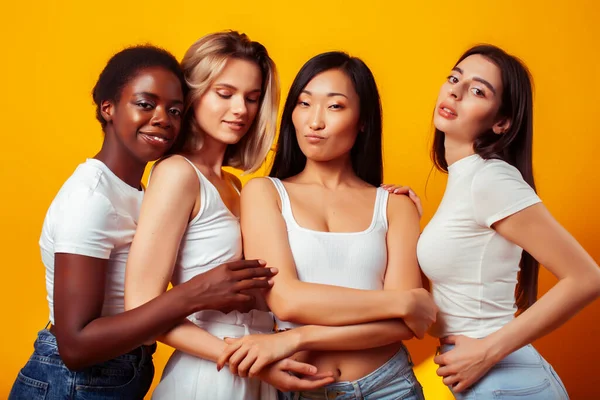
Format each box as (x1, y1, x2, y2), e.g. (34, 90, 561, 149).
(439, 343, 569, 399)
(9, 329, 155, 400)
(279, 344, 424, 400)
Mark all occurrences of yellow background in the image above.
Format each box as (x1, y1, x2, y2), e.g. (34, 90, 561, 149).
(1, 1, 599, 398)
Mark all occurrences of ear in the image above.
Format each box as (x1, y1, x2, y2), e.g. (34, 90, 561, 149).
(100, 100, 115, 124)
(492, 117, 511, 135)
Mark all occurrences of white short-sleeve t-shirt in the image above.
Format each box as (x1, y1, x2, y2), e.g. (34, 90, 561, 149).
(39, 159, 144, 323)
(417, 154, 540, 338)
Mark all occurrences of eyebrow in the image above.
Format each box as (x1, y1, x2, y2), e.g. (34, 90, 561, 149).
(301, 89, 348, 99)
(451, 67, 497, 95)
(133, 92, 184, 105)
(215, 83, 262, 93)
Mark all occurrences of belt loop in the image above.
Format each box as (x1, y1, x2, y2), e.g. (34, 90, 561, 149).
(351, 380, 363, 399)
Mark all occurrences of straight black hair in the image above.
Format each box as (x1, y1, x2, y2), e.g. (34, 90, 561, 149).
(269, 51, 383, 186)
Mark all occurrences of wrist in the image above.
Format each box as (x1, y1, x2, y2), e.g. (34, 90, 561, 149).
(292, 326, 312, 352)
(482, 333, 510, 364)
(395, 291, 413, 318)
(173, 283, 200, 316)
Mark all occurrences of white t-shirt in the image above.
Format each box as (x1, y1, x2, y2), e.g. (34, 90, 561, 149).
(417, 154, 541, 338)
(39, 159, 144, 323)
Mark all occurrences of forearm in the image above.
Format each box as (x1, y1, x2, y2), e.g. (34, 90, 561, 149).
(293, 319, 414, 352)
(485, 276, 600, 362)
(157, 319, 226, 362)
(270, 281, 407, 326)
(59, 287, 193, 370)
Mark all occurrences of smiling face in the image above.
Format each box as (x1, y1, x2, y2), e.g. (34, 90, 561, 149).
(434, 54, 510, 145)
(102, 66, 184, 163)
(292, 68, 361, 162)
(193, 58, 263, 146)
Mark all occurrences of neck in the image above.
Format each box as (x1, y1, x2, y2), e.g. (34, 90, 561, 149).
(299, 154, 357, 188)
(191, 134, 228, 177)
(444, 135, 476, 167)
(94, 135, 146, 190)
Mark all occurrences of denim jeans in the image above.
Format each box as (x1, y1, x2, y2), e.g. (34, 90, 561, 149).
(439, 343, 569, 399)
(279, 344, 424, 400)
(9, 329, 155, 400)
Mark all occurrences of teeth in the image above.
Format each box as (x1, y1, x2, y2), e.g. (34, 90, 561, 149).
(443, 107, 455, 115)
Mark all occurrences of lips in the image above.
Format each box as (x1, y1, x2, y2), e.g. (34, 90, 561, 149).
(438, 102, 458, 119)
(304, 134, 326, 144)
(223, 120, 246, 131)
(139, 131, 172, 147)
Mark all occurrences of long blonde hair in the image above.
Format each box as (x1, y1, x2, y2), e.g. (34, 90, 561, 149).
(170, 31, 279, 173)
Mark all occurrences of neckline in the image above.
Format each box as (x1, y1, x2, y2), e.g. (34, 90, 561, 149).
(278, 180, 383, 236)
(86, 158, 144, 195)
(447, 153, 481, 175)
(181, 158, 239, 220)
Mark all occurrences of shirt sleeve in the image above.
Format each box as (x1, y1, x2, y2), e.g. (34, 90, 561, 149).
(52, 189, 118, 259)
(471, 161, 541, 228)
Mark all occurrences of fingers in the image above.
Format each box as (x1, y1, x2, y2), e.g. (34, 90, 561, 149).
(436, 365, 450, 377)
(442, 374, 460, 387)
(226, 259, 267, 271)
(440, 335, 458, 345)
(287, 375, 336, 391)
(233, 266, 278, 281)
(279, 358, 317, 376)
(228, 347, 251, 376)
(234, 278, 275, 292)
(248, 357, 270, 378)
(236, 350, 258, 377)
(216, 341, 244, 371)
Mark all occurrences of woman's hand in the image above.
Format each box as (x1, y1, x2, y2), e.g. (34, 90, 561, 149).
(257, 358, 335, 392)
(434, 335, 499, 393)
(217, 330, 300, 377)
(380, 184, 423, 217)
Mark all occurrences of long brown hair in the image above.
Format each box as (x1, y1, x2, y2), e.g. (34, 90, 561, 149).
(431, 44, 538, 312)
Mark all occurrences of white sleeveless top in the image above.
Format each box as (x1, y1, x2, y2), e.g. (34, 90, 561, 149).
(165, 157, 273, 335)
(268, 178, 389, 330)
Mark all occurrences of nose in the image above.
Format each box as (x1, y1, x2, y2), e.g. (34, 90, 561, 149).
(309, 105, 325, 131)
(231, 95, 248, 116)
(151, 106, 171, 128)
(448, 83, 464, 100)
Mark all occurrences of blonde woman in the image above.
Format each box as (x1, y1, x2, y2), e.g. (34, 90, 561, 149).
(124, 31, 332, 400)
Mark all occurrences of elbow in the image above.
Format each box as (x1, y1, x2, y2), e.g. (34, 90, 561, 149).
(56, 336, 91, 371)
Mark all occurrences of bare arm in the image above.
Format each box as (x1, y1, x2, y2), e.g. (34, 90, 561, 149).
(435, 203, 600, 392)
(483, 203, 600, 358)
(124, 157, 274, 362)
(291, 194, 424, 349)
(219, 193, 426, 376)
(53, 253, 198, 370)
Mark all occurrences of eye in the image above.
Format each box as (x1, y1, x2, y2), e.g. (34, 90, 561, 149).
(217, 91, 232, 99)
(297, 100, 310, 107)
(246, 96, 260, 104)
(329, 104, 344, 110)
(169, 108, 182, 117)
(471, 87, 485, 97)
(136, 101, 154, 110)
(447, 75, 459, 84)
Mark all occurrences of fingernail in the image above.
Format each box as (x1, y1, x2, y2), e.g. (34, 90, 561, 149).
(309, 366, 316, 374)
(270, 267, 278, 273)
(394, 189, 400, 193)
(268, 279, 274, 285)
(258, 260, 266, 265)
(409, 190, 415, 196)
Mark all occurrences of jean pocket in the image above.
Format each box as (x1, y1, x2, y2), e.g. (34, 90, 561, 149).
(75, 359, 138, 391)
(492, 378, 552, 398)
(8, 371, 49, 400)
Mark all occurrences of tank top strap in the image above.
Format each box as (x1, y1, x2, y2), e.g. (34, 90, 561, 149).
(373, 187, 390, 230)
(266, 177, 296, 226)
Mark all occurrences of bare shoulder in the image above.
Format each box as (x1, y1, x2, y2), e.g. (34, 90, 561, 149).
(241, 177, 277, 199)
(147, 155, 200, 197)
(386, 191, 420, 224)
